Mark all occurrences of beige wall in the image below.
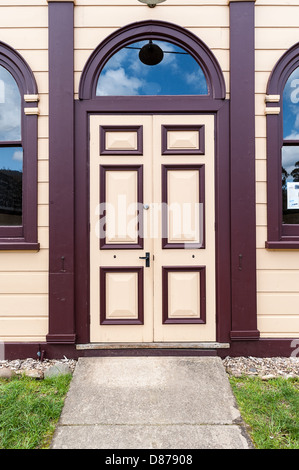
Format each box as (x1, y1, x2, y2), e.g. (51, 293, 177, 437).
(0, 0, 48, 342)
(0, 0, 299, 342)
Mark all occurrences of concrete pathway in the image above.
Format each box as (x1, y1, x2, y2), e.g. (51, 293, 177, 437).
(51, 356, 254, 449)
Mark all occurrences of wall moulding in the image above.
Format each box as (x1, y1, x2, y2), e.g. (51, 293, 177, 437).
(265, 107, 280, 115)
(265, 95, 280, 103)
(24, 107, 39, 115)
(24, 94, 39, 103)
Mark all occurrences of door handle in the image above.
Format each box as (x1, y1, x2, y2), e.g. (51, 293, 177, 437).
(139, 252, 150, 268)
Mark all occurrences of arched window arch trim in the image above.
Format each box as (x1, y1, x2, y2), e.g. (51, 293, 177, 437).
(266, 42, 299, 249)
(0, 42, 37, 96)
(79, 20, 226, 101)
(0, 41, 39, 250)
(267, 42, 299, 97)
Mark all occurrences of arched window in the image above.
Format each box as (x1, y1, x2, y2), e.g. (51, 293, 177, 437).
(96, 40, 208, 96)
(282, 66, 299, 226)
(0, 42, 39, 249)
(266, 44, 299, 248)
(0, 65, 22, 226)
(79, 20, 225, 100)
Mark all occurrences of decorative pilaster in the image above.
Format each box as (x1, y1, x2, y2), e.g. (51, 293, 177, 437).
(229, 0, 260, 341)
(46, 0, 76, 344)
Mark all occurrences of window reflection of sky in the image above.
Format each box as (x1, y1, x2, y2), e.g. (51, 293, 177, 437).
(283, 67, 299, 140)
(0, 65, 21, 141)
(283, 67, 299, 181)
(96, 41, 208, 96)
(0, 147, 23, 172)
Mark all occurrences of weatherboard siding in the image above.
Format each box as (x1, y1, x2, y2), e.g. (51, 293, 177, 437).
(0, 0, 48, 342)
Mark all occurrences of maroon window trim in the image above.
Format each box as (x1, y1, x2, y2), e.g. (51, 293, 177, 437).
(0, 42, 39, 250)
(266, 43, 299, 249)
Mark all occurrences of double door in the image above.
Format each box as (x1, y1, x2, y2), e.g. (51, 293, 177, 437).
(89, 114, 215, 343)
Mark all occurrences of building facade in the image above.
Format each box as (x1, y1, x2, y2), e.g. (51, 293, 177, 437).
(0, 0, 299, 359)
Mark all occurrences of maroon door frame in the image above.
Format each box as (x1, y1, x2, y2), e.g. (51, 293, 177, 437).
(74, 21, 231, 346)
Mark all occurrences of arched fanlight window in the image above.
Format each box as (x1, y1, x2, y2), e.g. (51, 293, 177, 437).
(0, 65, 22, 226)
(282, 66, 299, 225)
(96, 40, 208, 96)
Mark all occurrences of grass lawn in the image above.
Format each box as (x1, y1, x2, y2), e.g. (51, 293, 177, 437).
(229, 376, 299, 449)
(0, 372, 298, 449)
(0, 374, 72, 449)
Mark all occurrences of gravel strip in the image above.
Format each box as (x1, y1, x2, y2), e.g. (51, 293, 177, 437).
(223, 356, 299, 379)
(0, 357, 77, 378)
(0, 356, 299, 379)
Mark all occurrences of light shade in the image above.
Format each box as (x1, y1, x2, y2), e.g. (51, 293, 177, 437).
(138, 0, 166, 7)
(139, 41, 164, 66)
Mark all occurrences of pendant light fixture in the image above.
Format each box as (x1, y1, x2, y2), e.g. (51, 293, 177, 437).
(139, 40, 164, 66)
(137, 0, 166, 8)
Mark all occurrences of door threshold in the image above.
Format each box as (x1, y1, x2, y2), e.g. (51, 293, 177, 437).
(76, 342, 230, 350)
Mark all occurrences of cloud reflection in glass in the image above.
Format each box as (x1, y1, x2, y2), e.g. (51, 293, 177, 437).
(0, 65, 21, 142)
